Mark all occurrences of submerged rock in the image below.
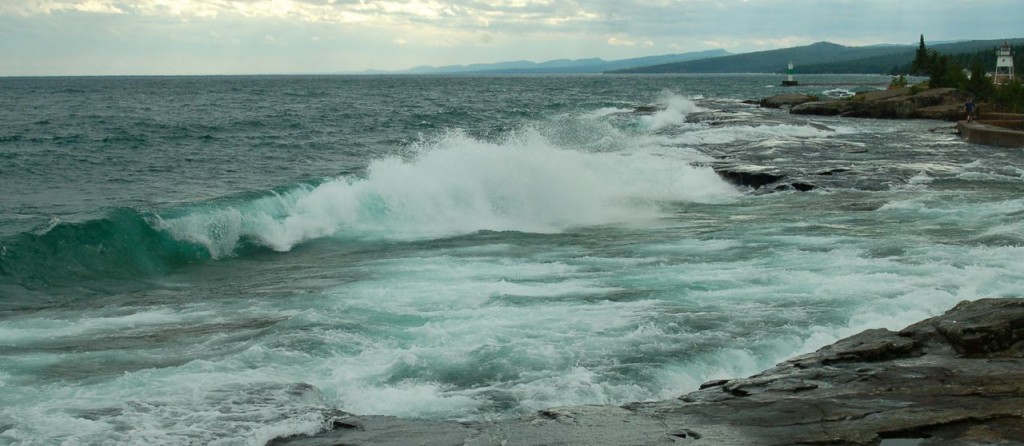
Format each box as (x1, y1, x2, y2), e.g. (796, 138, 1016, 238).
(632, 105, 660, 114)
(269, 298, 1024, 446)
(713, 167, 786, 189)
(712, 166, 818, 193)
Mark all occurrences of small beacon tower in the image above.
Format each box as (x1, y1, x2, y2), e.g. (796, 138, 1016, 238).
(781, 61, 798, 86)
(993, 42, 1014, 85)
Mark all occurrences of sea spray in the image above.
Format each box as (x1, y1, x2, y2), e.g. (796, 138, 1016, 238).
(666, 123, 854, 146)
(159, 128, 740, 255)
(639, 92, 704, 131)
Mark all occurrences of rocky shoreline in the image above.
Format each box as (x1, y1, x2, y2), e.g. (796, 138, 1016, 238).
(270, 298, 1024, 446)
(759, 87, 969, 121)
(757, 87, 1024, 149)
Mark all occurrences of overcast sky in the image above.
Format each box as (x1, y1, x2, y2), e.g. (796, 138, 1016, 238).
(1, 0, 1021, 76)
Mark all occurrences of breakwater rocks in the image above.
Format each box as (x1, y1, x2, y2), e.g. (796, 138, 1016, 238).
(269, 298, 1024, 446)
(762, 87, 969, 121)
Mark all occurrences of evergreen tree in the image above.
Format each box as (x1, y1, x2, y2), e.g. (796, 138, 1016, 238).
(966, 61, 994, 100)
(993, 79, 1024, 113)
(911, 34, 930, 75)
(927, 51, 948, 87)
(947, 61, 968, 90)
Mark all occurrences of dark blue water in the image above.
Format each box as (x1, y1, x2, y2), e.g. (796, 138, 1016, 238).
(1, 74, 1022, 445)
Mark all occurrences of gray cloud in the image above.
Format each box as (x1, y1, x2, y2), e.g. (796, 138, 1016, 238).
(0, 0, 1021, 75)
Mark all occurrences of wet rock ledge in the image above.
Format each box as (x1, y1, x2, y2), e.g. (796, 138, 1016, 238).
(760, 87, 969, 121)
(270, 298, 1024, 446)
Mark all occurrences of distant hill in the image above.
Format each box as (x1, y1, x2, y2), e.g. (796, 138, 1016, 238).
(611, 39, 1024, 74)
(610, 42, 913, 74)
(929, 38, 1024, 54)
(800, 38, 1024, 74)
(796, 50, 916, 74)
(398, 49, 730, 74)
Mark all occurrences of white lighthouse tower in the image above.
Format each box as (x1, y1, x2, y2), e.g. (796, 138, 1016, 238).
(993, 41, 1015, 85)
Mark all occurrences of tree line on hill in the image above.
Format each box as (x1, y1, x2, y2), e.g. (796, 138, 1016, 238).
(910, 35, 1024, 113)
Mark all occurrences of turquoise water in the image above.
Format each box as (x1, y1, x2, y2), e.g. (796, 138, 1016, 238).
(1, 74, 1022, 445)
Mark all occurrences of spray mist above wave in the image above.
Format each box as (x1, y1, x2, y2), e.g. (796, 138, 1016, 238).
(161, 128, 740, 258)
(638, 91, 704, 132)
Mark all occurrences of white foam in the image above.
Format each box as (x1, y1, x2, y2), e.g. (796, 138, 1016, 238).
(160, 129, 739, 256)
(669, 123, 854, 146)
(879, 197, 1024, 221)
(0, 308, 206, 344)
(297, 252, 671, 417)
(584, 106, 632, 119)
(896, 162, 961, 174)
(337, 381, 481, 418)
(956, 169, 1024, 182)
(6, 218, 1023, 443)
(907, 171, 934, 184)
(638, 92, 703, 131)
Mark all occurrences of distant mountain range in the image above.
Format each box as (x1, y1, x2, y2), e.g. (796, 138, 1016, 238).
(372, 38, 1021, 76)
(386, 49, 730, 74)
(612, 38, 1024, 74)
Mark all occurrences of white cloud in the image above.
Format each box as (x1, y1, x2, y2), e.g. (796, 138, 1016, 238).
(75, 0, 124, 13)
(606, 36, 655, 47)
(607, 36, 636, 46)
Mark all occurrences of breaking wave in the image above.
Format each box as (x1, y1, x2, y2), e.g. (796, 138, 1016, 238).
(1, 127, 739, 293)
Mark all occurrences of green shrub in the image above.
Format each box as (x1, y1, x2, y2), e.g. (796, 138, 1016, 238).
(889, 75, 908, 88)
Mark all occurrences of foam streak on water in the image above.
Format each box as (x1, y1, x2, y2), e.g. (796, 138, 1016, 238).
(1, 75, 1023, 445)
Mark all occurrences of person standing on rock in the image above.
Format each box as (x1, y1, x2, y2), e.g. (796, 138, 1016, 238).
(965, 98, 976, 122)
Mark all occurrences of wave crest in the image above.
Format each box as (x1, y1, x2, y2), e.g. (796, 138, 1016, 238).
(0, 209, 208, 294)
(1, 123, 739, 294)
(161, 129, 738, 255)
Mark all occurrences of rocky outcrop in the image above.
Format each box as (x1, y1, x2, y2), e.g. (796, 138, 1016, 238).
(269, 298, 1024, 446)
(713, 167, 785, 189)
(786, 99, 849, 116)
(759, 94, 818, 109)
(713, 166, 816, 192)
(791, 87, 969, 121)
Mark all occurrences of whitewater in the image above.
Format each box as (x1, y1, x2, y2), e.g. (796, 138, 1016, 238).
(1, 74, 1022, 445)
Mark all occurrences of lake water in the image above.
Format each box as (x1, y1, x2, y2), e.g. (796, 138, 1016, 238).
(1, 74, 1022, 445)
